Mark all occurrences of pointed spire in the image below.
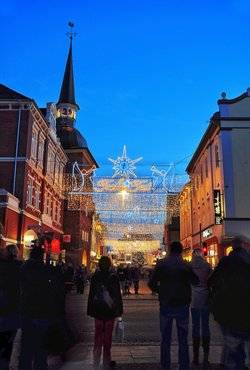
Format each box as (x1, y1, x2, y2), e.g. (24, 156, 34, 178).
(57, 23, 79, 109)
(58, 39, 78, 107)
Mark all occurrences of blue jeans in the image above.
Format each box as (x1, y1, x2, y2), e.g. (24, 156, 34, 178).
(221, 325, 250, 370)
(19, 317, 50, 370)
(191, 307, 210, 337)
(160, 305, 190, 370)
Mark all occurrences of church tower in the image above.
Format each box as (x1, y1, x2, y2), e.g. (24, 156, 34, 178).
(57, 23, 98, 268)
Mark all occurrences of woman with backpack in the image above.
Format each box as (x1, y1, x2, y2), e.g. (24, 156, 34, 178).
(87, 256, 123, 370)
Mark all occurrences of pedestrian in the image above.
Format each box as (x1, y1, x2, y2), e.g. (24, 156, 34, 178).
(148, 240, 199, 370)
(19, 243, 66, 370)
(148, 268, 157, 295)
(0, 244, 22, 370)
(190, 247, 212, 369)
(124, 264, 132, 295)
(116, 264, 126, 295)
(74, 264, 87, 294)
(87, 256, 123, 369)
(130, 263, 141, 294)
(207, 237, 250, 370)
(63, 263, 75, 293)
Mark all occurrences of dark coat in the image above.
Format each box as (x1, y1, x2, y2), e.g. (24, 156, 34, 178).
(20, 258, 65, 320)
(148, 253, 199, 308)
(0, 258, 22, 315)
(87, 270, 123, 320)
(131, 266, 141, 281)
(0, 258, 22, 331)
(207, 247, 250, 331)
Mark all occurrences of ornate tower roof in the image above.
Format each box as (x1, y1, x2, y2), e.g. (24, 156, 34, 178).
(56, 23, 90, 151)
(57, 39, 79, 109)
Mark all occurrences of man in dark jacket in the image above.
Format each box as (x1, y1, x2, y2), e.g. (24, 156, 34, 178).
(208, 237, 250, 370)
(148, 241, 199, 370)
(0, 244, 22, 370)
(19, 245, 65, 370)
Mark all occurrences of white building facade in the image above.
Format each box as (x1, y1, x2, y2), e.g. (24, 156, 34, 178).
(180, 89, 250, 267)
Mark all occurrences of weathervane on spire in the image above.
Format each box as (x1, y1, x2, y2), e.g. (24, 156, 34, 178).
(66, 22, 78, 40)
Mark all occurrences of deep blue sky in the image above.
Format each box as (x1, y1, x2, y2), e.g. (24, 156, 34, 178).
(2, 0, 250, 177)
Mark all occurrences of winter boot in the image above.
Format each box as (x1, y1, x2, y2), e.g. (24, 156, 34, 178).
(202, 336, 210, 369)
(192, 336, 200, 366)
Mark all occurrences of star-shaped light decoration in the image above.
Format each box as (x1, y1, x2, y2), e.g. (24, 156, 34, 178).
(108, 145, 143, 179)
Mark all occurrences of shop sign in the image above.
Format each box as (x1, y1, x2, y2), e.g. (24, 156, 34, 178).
(63, 234, 71, 243)
(213, 189, 222, 225)
(203, 229, 212, 238)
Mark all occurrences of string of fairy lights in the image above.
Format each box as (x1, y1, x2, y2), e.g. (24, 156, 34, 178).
(64, 146, 189, 242)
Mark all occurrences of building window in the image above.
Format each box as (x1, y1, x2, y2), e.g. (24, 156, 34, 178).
(215, 144, 220, 168)
(47, 148, 55, 176)
(205, 157, 208, 178)
(59, 163, 64, 188)
(54, 160, 59, 184)
(34, 185, 40, 209)
(27, 178, 33, 205)
(31, 129, 38, 159)
(200, 164, 203, 184)
(58, 202, 61, 223)
(45, 192, 52, 216)
(38, 141, 44, 166)
(54, 202, 58, 222)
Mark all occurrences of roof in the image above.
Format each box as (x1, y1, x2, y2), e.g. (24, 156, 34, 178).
(186, 112, 220, 173)
(0, 83, 31, 100)
(57, 40, 79, 108)
(57, 127, 88, 149)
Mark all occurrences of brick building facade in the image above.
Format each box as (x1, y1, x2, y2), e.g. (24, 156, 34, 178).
(0, 85, 67, 260)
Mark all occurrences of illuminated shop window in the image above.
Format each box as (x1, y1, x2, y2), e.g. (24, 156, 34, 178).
(206, 244, 218, 268)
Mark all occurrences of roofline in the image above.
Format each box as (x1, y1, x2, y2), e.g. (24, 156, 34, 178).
(217, 91, 249, 105)
(186, 114, 220, 173)
(64, 147, 99, 168)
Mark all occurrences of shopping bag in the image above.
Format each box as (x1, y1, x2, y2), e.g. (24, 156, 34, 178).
(114, 318, 125, 342)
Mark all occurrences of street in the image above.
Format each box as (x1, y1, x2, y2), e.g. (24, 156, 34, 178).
(10, 279, 249, 370)
(66, 279, 223, 345)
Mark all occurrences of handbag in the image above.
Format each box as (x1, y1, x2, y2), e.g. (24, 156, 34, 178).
(43, 319, 75, 355)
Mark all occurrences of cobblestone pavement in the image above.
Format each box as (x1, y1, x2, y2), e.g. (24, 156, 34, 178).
(10, 280, 249, 370)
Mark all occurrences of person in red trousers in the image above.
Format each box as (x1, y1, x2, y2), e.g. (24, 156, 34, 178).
(87, 256, 123, 369)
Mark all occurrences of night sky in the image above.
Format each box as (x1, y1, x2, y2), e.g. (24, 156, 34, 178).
(2, 0, 250, 177)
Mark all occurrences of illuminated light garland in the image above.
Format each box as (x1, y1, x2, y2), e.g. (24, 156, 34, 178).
(108, 145, 143, 179)
(63, 151, 188, 243)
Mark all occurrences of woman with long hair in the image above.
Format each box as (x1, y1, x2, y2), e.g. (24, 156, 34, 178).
(191, 247, 212, 369)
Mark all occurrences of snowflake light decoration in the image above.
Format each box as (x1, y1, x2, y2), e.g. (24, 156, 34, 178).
(108, 145, 143, 179)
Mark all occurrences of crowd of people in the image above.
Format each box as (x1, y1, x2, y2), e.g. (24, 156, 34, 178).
(0, 237, 249, 370)
(148, 239, 250, 370)
(0, 240, 87, 370)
